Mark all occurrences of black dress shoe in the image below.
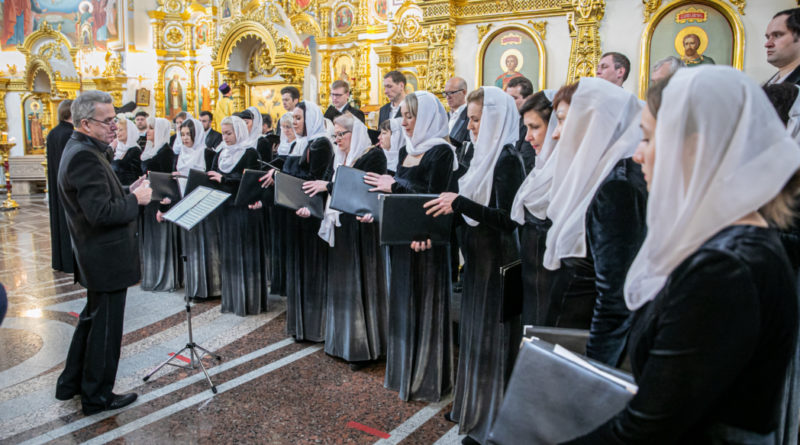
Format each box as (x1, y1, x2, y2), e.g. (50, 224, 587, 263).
(461, 436, 480, 445)
(82, 392, 138, 415)
(443, 411, 456, 423)
(55, 389, 78, 401)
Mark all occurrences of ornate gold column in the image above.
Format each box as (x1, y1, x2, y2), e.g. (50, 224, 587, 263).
(425, 23, 456, 95)
(566, 0, 605, 84)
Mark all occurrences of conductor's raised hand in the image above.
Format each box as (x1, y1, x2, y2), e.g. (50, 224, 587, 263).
(249, 201, 263, 210)
(160, 197, 171, 205)
(296, 207, 311, 218)
(133, 180, 152, 205)
(208, 171, 223, 183)
(302, 180, 329, 197)
(364, 172, 395, 193)
(410, 239, 432, 252)
(356, 213, 374, 224)
(424, 192, 457, 217)
(260, 169, 275, 188)
(129, 174, 147, 192)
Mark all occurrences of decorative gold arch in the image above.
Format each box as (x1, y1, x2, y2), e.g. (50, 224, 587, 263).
(476, 24, 547, 91)
(637, 0, 745, 98)
(18, 21, 81, 99)
(290, 12, 323, 38)
(212, 20, 279, 71)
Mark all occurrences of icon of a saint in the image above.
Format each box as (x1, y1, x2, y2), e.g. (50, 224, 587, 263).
(495, 52, 524, 90)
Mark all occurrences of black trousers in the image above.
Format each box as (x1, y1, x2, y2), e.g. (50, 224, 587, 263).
(56, 288, 126, 410)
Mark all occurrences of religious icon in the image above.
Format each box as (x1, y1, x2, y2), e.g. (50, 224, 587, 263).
(480, 27, 542, 91)
(23, 97, 47, 154)
(196, 22, 209, 47)
(374, 0, 388, 22)
(675, 26, 715, 66)
(196, 65, 213, 114)
(334, 6, 354, 33)
(333, 56, 354, 83)
(1, 0, 118, 50)
(251, 85, 287, 127)
(404, 72, 418, 94)
(221, 0, 232, 18)
(135, 88, 150, 106)
(164, 66, 188, 120)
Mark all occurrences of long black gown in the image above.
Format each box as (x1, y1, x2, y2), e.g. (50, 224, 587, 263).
(267, 155, 287, 296)
(140, 143, 181, 292)
(324, 148, 389, 362)
(519, 212, 552, 326)
(111, 147, 143, 186)
(182, 149, 222, 299)
(46, 120, 75, 273)
(213, 149, 269, 316)
(449, 145, 525, 443)
(384, 144, 455, 402)
(256, 135, 275, 291)
(284, 138, 334, 341)
(565, 225, 798, 444)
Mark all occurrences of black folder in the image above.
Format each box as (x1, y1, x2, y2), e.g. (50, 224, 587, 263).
(500, 260, 523, 322)
(487, 338, 636, 445)
(274, 171, 325, 218)
(184, 168, 217, 197)
(378, 194, 453, 245)
(148, 171, 181, 202)
(329, 166, 382, 220)
(234, 169, 268, 207)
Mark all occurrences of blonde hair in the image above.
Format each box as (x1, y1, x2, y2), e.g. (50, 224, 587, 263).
(760, 169, 800, 229)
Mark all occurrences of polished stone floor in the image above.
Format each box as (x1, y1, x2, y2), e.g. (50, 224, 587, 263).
(0, 195, 462, 444)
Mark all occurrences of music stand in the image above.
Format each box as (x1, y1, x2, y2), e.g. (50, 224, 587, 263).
(142, 186, 231, 393)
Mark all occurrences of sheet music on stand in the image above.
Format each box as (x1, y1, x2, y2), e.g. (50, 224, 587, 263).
(163, 186, 231, 231)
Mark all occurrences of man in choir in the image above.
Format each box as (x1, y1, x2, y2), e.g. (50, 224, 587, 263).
(766, 8, 800, 85)
(199, 111, 222, 150)
(262, 113, 273, 135)
(279, 86, 301, 137)
(55, 90, 152, 415)
(651, 56, 684, 84)
(47, 99, 75, 274)
(214, 82, 235, 131)
(378, 71, 406, 125)
(596, 52, 630, 87)
(324, 80, 366, 123)
(506, 76, 536, 173)
(134, 110, 148, 150)
(445, 77, 469, 152)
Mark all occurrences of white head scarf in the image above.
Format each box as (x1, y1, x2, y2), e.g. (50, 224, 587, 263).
(141, 117, 171, 161)
(403, 91, 457, 170)
(217, 116, 250, 174)
(176, 118, 207, 175)
(542, 77, 644, 270)
(318, 117, 372, 246)
(243, 106, 263, 148)
(458, 87, 519, 226)
(171, 113, 195, 155)
(290, 101, 329, 157)
(510, 89, 558, 224)
(625, 66, 800, 310)
(786, 85, 800, 143)
(113, 118, 139, 160)
(385, 117, 403, 172)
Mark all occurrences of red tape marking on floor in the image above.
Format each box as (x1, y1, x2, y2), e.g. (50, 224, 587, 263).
(68, 311, 79, 318)
(168, 352, 191, 363)
(347, 421, 390, 439)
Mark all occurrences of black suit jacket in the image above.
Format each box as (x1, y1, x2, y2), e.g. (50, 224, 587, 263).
(378, 102, 402, 125)
(324, 103, 365, 123)
(772, 64, 800, 85)
(136, 133, 147, 151)
(58, 132, 141, 292)
(205, 129, 222, 149)
(448, 107, 470, 152)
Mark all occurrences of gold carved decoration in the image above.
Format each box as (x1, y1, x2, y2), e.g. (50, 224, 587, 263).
(39, 42, 66, 61)
(477, 24, 493, 42)
(728, 0, 745, 14)
(675, 6, 708, 23)
(291, 13, 323, 37)
(566, 0, 605, 84)
(642, 0, 662, 22)
(165, 26, 184, 45)
(249, 44, 275, 77)
(528, 20, 547, 41)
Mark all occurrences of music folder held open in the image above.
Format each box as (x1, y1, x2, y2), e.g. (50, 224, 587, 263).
(274, 171, 325, 218)
(234, 169, 268, 207)
(184, 168, 218, 197)
(329, 166, 382, 220)
(378, 194, 453, 245)
(163, 186, 231, 231)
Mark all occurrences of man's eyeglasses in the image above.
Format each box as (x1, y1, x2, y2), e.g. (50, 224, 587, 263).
(330, 92, 346, 98)
(442, 89, 464, 98)
(333, 131, 351, 139)
(87, 117, 117, 127)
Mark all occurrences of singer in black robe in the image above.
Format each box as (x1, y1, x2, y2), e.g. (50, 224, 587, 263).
(266, 155, 288, 296)
(111, 146, 142, 186)
(140, 143, 181, 291)
(46, 119, 75, 273)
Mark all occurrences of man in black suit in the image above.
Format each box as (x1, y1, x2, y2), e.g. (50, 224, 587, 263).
(134, 111, 148, 150)
(506, 76, 536, 174)
(378, 71, 406, 125)
(46, 99, 75, 274)
(199, 111, 222, 150)
(276, 86, 301, 137)
(55, 91, 152, 415)
(766, 8, 800, 85)
(444, 77, 469, 153)
(324, 80, 366, 123)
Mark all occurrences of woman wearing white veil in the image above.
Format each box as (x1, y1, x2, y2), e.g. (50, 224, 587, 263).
(364, 90, 456, 402)
(111, 117, 143, 186)
(174, 118, 221, 300)
(424, 86, 526, 444)
(566, 66, 800, 444)
(139, 117, 181, 292)
(302, 113, 388, 368)
(209, 115, 269, 316)
(282, 100, 334, 342)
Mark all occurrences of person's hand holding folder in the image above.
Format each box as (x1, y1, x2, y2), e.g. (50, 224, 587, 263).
(364, 172, 395, 193)
(302, 180, 329, 197)
(208, 171, 222, 183)
(356, 213, 374, 224)
(259, 169, 275, 188)
(424, 192, 457, 217)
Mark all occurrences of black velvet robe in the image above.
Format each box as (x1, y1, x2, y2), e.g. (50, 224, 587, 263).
(284, 138, 334, 341)
(565, 225, 798, 444)
(323, 148, 388, 362)
(140, 144, 181, 292)
(267, 155, 288, 296)
(449, 145, 525, 443)
(46, 120, 75, 273)
(213, 149, 269, 316)
(519, 212, 552, 326)
(384, 144, 455, 402)
(111, 147, 143, 186)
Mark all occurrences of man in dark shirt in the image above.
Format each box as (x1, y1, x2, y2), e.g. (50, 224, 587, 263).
(378, 71, 406, 125)
(766, 8, 800, 85)
(46, 99, 75, 274)
(506, 76, 536, 173)
(199, 111, 222, 150)
(134, 110, 148, 151)
(324, 80, 365, 123)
